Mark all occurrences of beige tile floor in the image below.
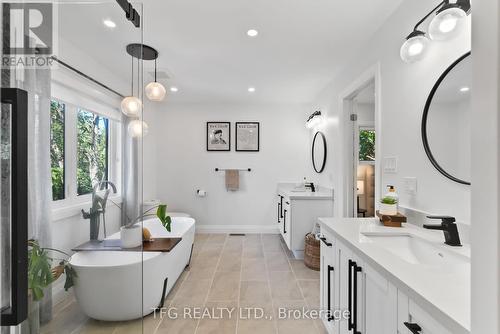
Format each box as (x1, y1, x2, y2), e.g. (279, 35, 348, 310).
(42, 234, 326, 334)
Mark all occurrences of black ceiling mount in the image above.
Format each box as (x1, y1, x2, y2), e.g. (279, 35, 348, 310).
(116, 0, 140, 28)
(126, 43, 158, 60)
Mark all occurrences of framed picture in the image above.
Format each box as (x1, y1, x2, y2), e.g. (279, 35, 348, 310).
(207, 122, 231, 151)
(236, 122, 260, 152)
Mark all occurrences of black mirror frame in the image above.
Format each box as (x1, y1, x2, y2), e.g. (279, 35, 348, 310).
(312, 131, 327, 173)
(421, 51, 471, 186)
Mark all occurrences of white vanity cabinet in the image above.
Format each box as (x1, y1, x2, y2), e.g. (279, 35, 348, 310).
(276, 185, 334, 257)
(397, 292, 453, 334)
(319, 229, 336, 334)
(330, 239, 397, 334)
(321, 230, 458, 334)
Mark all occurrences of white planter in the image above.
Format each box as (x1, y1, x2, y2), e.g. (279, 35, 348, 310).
(379, 203, 397, 215)
(120, 225, 142, 248)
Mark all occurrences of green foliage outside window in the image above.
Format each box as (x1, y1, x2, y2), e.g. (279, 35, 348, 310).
(77, 109, 109, 195)
(359, 129, 375, 162)
(50, 101, 65, 201)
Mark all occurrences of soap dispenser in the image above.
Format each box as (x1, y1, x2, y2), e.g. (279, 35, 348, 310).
(384, 185, 399, 202)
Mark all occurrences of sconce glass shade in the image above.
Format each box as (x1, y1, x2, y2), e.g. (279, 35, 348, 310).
(127, 120, 149, 138)
(121, 96, 142, 117)
(400, 33, 430, 63)
(145, 81, 167, 101)
(306, 114, 325, 129)
(428, 7, 466, 40)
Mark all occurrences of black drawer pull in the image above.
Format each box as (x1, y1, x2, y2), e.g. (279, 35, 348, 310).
(283, 209, 287, 234)
(348, 260, 354, 331)
(404, 322, 422, 334)
(277, 202, 281, 224)
(327, 265, 334, 321)
(353, 263, 362, 334)
(320, 237, 332, 247)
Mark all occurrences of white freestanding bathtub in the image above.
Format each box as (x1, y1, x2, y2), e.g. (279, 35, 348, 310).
(69, 217, 195, 321)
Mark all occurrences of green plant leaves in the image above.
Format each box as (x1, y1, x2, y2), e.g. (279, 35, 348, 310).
(28, 240, 77, 301)
(63, 262, 77, 291)
(28, 241, 54, 301)
(380, 196, 397, 205)
(156, 204, 172, 232)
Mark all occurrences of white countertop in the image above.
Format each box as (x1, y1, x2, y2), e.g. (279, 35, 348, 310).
(277, 183, 333, 200)
(319, 217, 470, 334)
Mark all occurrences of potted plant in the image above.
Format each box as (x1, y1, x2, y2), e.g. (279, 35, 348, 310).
(25, 240, 76, 333)
(379, 196, 398, 215)
(109, 201, 172, 248)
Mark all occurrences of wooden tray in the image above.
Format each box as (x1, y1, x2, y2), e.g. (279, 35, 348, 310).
(73, 238, 182, 252)
(376, 211, 407, 227)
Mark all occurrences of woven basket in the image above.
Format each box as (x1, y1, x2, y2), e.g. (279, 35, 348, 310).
(304, 233, 320, 271)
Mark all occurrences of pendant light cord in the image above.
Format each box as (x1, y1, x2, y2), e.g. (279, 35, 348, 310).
(154, 58, 157, 82)
(131, 55, 134, 96)
(137, 57, 140, 98)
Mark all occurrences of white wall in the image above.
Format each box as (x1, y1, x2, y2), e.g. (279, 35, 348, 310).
(144, 102, 313, 232)
(471, 0, 500, 332)
(311, 0, 471, 226)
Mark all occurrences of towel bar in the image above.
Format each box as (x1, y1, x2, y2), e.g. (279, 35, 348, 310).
(215, 168, 251, 172)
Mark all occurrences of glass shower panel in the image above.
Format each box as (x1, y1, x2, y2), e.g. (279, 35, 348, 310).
(0, 1, 145, 333)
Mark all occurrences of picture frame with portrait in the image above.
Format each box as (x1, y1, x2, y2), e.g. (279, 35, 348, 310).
(207, 122, 231, 151)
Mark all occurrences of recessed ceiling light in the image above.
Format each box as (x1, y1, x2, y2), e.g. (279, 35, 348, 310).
(248, 87, 256, 93)
(170, 87, 178, 92)
(247, 29, 259, 37)
(103, 19, 116, 28)
(460, 86, 470, 92)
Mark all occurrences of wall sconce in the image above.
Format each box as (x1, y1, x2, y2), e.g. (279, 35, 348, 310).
(400, 0, 470, 63)
(306, 111, 325, 129)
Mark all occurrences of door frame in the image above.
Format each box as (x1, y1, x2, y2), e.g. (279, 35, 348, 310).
(338, 63, 382, 217)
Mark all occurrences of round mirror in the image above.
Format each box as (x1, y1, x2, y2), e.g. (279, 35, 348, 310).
(422, 52, 471, 185)
(312, 131, 327, 173)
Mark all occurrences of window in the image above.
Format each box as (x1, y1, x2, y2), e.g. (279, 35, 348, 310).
(359, 128, 375, 162)
(77, 109, 109, 195)
(50, 100, 65, 201)
(50, 97, 119, 208)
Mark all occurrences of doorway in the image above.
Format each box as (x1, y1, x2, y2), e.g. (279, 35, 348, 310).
(353, 83, 376, 217)
(341, 68, 380, 218)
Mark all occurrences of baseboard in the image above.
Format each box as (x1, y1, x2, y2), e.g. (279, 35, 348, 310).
(195, 224, 280, 234)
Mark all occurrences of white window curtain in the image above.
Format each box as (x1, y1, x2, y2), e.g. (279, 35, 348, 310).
(20, 63, 54, 327)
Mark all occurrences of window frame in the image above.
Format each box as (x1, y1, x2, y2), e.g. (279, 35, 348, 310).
(51, 98, 122, 214)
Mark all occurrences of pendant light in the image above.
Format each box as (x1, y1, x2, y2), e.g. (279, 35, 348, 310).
(127, 119, 149, 138)
(145, 58, 166, 101)
(428, 0, 470, 40)
(121, 55, 142, 117)
(400, 0, 471, 63)
(400, 30, 430, 63)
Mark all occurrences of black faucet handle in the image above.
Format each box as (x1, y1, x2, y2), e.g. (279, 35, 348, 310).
(426, 216, 456, 224)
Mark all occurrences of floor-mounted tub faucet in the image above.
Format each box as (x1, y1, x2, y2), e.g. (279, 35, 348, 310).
(81, 180, 117, 240)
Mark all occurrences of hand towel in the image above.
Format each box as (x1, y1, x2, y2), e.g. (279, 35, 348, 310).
(225, 170, 240, 191)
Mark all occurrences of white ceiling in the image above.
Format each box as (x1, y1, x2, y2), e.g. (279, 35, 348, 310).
(58, 0, 404, 104)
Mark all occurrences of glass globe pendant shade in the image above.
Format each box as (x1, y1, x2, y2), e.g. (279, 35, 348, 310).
(400, 32, 430, 63)
(127, 120, 149, 138)
(121, 96, 142, 117)
(428, 7, 466, 40)
(145, 81, 167, 101)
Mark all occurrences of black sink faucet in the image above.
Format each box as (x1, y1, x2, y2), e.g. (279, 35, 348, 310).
(423, 216, 462, 247)
(305, 182, 316, 192)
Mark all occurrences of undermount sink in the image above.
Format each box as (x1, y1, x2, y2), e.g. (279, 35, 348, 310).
(361, 233, 469, 266)
(291, 187, 309, 193)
